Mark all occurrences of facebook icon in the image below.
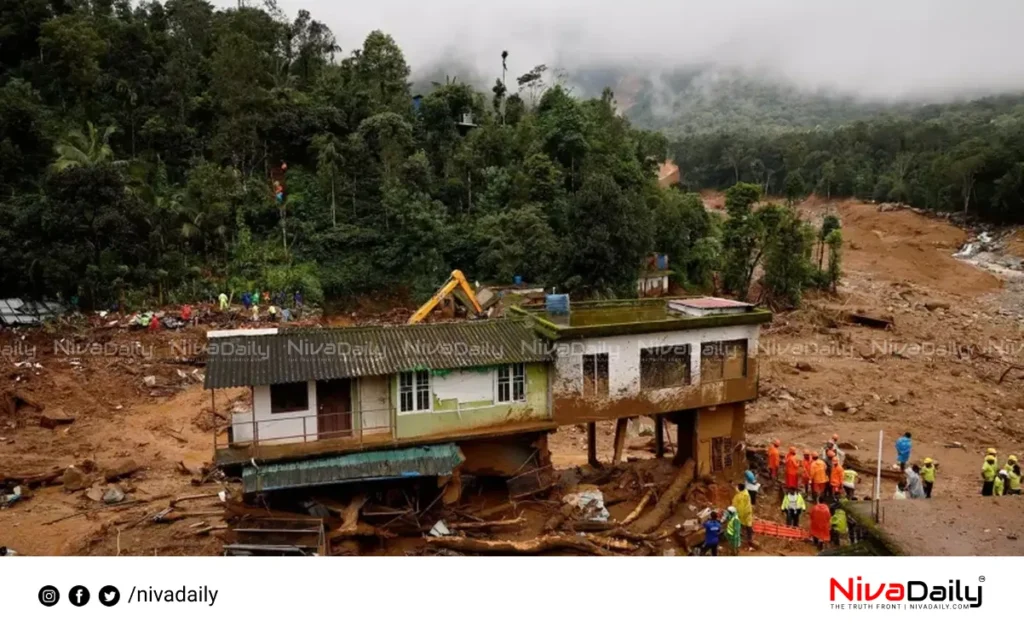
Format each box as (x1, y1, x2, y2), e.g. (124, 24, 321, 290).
(69, 585, 90, 607)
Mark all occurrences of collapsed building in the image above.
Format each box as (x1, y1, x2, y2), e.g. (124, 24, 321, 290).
(204, 296, 771, 553)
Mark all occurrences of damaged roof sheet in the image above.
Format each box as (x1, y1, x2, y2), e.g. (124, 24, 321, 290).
(241, 443, 464, 493)
(0, 298, 64, 326)
(204, 318, 549, 389)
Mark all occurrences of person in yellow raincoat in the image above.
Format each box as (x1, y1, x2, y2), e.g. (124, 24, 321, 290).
(830, 507, 849, 546)
(731, 483, 754, 549)
(982, 454, 998, 496)
(920, 458, 937, 498)
(994, 470, 1007, 496)
(723, 507, 742, 555)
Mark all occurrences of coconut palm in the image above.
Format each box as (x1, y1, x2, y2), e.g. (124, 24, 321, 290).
(52, 122, 117, 171)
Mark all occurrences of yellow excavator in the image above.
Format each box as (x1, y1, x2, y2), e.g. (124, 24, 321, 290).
(408, 270, 485, 324)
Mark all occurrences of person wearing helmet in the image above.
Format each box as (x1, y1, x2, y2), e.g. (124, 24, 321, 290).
(1005, 454, 1019, 476)
(732, 483, 755, 550)
(921, 458, 937, 498)
(823, 433, 845, 466)
(981, 453, 998, 496)
(1009, 463, 1022, 495)
(780, 487, 806, 527)
(767, 439, 781, 482)
(784, 446, 801, 490)
(809, 498, 832, 551)
(829, 453, 845, 501)
(830, 506, 849, 547)
(723, 506, 742, 555)
(810, 452, 828, 502)
(842, 464, 859, 500)
(802, 449, 813, 495)
(995, 470, 1008, 496)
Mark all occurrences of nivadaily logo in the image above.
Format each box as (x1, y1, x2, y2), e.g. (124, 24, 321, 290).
(830, 576, 983, 610)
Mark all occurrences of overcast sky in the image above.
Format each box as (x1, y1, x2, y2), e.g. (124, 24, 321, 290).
(219, 0, 1024, 100)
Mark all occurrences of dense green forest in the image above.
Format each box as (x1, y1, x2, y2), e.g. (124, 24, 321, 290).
(669, 91, 1024, 221)
(0, 0, 705, 308)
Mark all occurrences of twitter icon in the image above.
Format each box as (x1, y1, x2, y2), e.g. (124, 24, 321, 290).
(99, 585, 120, 607)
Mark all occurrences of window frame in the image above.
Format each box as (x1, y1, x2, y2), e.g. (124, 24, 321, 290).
(269, 382, 309, 414)
(710, 436, 733, 473)
(398, 370, 432, 414)
(639, 344, 691, 391)
(581, 353, 610, 397)
(497, 363, 527, 404)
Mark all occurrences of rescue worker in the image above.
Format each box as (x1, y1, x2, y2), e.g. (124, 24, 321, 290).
(823, 433, 844, 465)
(830, 506, 849, 546)
(218, 292, 228, 312)
(825, 449, 836, 480)
(268, 305, 278, 322)
(802, 449, 813, 495)
(829, 455, 845, 500)
(893, 482, 907, 500)
(986, 447, 999, 470)
(251, 304, 259, 322)
(905, 464, 925, 499)
(895, 432, 913, 471)
(784, 446, 801, 490)
(995, 470, 1008, 496)
(181, 304, 192, 325)
(1005, 455, 1019, 477)
(767, 439, 781, 482)
(780, 487, 806, 527)
(982, 453, 998, 496)
(920, 458, 937, 499)
(809, 500, 832, 551)
(250, 291, 259, 306)
(1009, 464, 1022, 495)
(241, 291, 252, 310)
(810, 451, 829, 502)
(700, 511, 722, 556)
(842, 466, 858, 500)
(744, 469, 761, 505)
(723, 507, 742, 555)
(731, 483, 754, 550)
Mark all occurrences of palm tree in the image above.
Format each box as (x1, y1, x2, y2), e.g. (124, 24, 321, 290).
(53, 122, 117, 171)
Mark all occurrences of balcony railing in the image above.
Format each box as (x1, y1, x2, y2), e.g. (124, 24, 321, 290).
(216, 407, 397, 457)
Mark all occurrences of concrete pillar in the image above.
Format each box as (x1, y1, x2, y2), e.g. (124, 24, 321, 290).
(612, 418, 629, 464)
(587, 422, 599, 467)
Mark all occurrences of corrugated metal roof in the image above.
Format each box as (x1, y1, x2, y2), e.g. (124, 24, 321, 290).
(676, 297, 752, 309)
(0, 298, 64, 326)
(204, 319, 550, 389)
(241, 444, 464, 492)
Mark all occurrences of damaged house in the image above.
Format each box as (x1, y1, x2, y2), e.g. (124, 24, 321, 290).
(206, 297, 770, 497)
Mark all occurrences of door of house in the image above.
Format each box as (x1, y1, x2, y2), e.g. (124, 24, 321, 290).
(316, 379, 352, 439)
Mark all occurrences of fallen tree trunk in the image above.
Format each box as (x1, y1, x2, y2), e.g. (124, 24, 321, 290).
(1, 466, 63, 487)
(543, 504, 575, 532)
(629, 459, 695, 534)
(621, 490, 654, 526)
(426, 534, 613, 556)
(448, 516, 525, 531)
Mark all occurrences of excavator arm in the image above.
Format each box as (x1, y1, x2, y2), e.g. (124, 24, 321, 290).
(407, 270, 484, 324)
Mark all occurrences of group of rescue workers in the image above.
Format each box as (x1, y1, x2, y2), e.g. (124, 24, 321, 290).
(700, 431, 944, 555)
(980, 448, 1023, 496)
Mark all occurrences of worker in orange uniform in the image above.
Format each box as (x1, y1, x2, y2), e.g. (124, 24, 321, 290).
(809, 499, 832, 551)
(784, 446, 801, 490)
(829, 454, 845, 501)
(810, 452, 829, 502)
(802, 449, 813, 495)
(767, 439, 781, 482)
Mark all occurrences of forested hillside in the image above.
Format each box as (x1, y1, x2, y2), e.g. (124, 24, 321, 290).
(0, 0, 694, 308)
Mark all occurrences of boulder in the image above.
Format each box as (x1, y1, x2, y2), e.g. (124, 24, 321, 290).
(143, 376, 157, 387)
(102, 484, 126, 504)
(832, 401, 855, 412)
(924, 301, 951, 312)
(39, 408, 75, 429)
(62, 466, 89, 492)
(103, 458, 140, 482)
(795, 361, 815, 372)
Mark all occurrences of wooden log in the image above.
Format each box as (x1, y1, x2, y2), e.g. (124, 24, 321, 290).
(170, 492, 222, 507)
(621, 489, 654, 526)
(583, 534, 636, 552)
(426, 534, 613, 556)
(1, 466, 63, 487)
(543, 504, 575, 532)
(448, 516, 525, 531)
(629, 459, 696, 534)
(612, 418, 629, 464)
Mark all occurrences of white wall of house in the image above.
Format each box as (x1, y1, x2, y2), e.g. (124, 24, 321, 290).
(552, 324, 759, 397)
(231, 381, 318, 445)
(432, 369, 497, 406)
(636, 275, 669, 296)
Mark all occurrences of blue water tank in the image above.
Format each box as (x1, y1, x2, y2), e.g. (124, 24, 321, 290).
(656, 254, 668, 270)
(546, 294, 570, 315)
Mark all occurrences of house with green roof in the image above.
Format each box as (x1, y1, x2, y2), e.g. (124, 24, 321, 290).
(204, 297, 771, 493)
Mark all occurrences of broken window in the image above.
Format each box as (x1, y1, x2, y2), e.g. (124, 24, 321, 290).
(710, 436, 733, 473)
(640, 345, 691, 390)
(269, 382, 308, 414)
(497, 363, 526, 403)
(399, 370, 431, 413)
(582, 353, 609, 397)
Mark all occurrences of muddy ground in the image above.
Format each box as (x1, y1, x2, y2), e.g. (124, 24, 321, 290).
(2, 197, 1024, 556)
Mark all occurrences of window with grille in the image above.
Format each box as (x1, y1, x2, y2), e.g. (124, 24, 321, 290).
(582, 353, 609, 397)
(497, 363, 526, 403)
(640, 345, 691, 390)
(269, 382, 308, 413)
(399, 370, 431, 413)
(711, 436, 733, 473)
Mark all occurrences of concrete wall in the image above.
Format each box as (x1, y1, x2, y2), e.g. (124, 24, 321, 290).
(694, 403, 745, 477)
(550, 324, 760, 423)
(231, 381, 319, 445)
(394, 363, 549, 439)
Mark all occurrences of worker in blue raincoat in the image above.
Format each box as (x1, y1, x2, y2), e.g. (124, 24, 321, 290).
(895, 432, 913, 471)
